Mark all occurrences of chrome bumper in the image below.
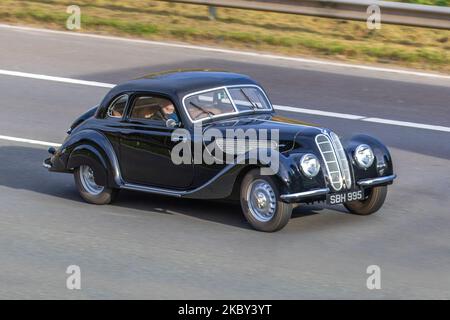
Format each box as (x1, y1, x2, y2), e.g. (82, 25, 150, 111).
(43, 148, 57, 169)
(357, 174, 396, 187)
(280, 188, 330, 202)
(43, 158, 52, 169)
(280, 174, 396, 203)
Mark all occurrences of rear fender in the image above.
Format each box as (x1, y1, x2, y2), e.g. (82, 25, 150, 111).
(61, 129, 122, 187)
(67, 145, 108, 186)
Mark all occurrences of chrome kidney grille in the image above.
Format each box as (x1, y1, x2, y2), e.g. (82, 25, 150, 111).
(315, 132, 352, 191)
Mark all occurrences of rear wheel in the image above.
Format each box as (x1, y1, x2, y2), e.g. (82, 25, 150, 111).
(344, 186, 387, 215)
(74, 165, 118, 205)
(240, 169, 293, 232)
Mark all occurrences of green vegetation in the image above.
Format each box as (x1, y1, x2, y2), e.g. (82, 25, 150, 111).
(1, 0, 449, 72)
(393, 0, 449, 6)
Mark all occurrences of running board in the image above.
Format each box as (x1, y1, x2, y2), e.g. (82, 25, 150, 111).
(121, 183, 186, 197)
(120, 163, 239, 199)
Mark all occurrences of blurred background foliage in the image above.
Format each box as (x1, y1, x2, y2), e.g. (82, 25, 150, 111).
(395, 0, 448, 6)
(0, 0, 448, 72)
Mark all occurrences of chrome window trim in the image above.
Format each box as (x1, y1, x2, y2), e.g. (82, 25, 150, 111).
(224, 86, 239, 113)
(182, 86, 236, 123)
(106, 94, 129, 119)
(227, 85, 271, 111)
(181, 84, 273, 124)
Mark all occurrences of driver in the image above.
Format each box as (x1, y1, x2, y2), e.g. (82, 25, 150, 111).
(150, 101, 178, 122)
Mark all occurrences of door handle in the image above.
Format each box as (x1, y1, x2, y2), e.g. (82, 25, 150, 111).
(171, 136, 187, 142)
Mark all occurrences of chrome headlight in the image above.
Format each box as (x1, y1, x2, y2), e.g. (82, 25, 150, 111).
(300, 154, 320, 178)
(354, 144, 374, 169)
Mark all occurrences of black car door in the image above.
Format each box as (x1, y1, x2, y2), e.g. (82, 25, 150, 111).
(119, 94, 193, 188)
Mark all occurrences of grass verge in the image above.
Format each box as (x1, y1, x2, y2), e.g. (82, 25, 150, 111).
(1, 0, 449, 72)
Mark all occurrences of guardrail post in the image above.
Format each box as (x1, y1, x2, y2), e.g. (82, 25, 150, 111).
(208, 6, 217, 20)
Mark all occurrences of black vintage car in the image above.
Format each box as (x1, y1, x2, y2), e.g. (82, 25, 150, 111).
(44, 71, 396, 232)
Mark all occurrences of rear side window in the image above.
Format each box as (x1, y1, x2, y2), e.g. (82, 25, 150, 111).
(107, 95, 128, 118)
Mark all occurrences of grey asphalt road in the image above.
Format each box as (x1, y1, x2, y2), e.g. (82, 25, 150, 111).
(0, 25, 449, 299)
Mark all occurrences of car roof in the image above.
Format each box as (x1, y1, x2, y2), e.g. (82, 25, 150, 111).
(107, 70, 261, 98)
(97, 70, 269, 125)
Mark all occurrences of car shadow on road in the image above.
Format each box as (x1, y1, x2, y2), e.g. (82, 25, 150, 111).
(0, 145, 344, 230)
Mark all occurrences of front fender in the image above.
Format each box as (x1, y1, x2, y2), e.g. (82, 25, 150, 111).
(185, 148, 310, 199)
(241, 148, 326, 195)
(344, 134, 394, 183)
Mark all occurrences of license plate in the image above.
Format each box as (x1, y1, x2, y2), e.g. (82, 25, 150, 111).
(327, 190, 364, 205)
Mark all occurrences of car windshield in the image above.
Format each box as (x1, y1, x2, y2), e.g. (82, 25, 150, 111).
(184, 86, 271, 122)
(227, 87, 271, 111)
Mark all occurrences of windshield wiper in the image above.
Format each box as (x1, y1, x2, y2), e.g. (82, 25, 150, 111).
(189, 101, 215, 120)
(240, 88, 259, 111)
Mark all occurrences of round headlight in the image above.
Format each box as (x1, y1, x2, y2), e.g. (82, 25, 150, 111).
(354, 144, 374, 169)
(300, 154, 320, 178)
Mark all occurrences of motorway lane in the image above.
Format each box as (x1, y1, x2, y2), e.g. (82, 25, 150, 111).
(0, 141, 449, 299)
(0, 26, 449, 298)
(0, 25, 450, 127)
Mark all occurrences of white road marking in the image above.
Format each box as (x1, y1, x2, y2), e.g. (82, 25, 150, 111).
(0, 135, 61, 147)
(0, 69, 115, 88)
(1, 23, 450, 80)
(362, 118, 450, 133)
(0, 69, 449, 134)
(273, 105, 365, 120)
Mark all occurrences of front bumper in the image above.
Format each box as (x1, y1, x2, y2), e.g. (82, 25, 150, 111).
(43, 147, 68, 172)
(356, 174, 397, 187)
(280, 174, 396, 203)
(280, 188, 330, 202)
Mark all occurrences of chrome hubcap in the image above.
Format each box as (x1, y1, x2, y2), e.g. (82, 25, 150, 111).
(246, 179, 276, 222)
(79, 165, 104, 195)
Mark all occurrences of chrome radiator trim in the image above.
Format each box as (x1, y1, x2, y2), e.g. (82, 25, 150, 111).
(315, 133, 343, 191)
(329, 132, 352, 189)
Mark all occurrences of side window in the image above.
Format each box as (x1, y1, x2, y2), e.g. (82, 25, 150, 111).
(184, 88, 235, 121)
(130, 96, 179, 125)
(107, 95, 128, 118)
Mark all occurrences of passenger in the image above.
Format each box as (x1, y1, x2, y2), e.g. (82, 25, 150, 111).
(112, 109, 123, 117)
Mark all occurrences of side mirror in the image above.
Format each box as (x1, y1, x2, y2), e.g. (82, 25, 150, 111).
(166, 118, 178, 128)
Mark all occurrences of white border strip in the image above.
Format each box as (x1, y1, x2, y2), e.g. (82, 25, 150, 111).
(1, 23, 450, 80)
(0, 68, 449, 134)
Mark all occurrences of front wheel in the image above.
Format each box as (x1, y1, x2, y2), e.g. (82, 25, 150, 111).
(74, 165, 118, 205)
(344, 186, 387, 215)
(240, 169, 293, 232)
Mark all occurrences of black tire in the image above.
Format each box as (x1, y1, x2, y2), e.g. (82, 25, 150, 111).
(240, 169, 293, 232)
(74, 166, 118, 205)
(344, 186, 387, 215)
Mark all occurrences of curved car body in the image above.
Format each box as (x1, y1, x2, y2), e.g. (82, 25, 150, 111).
(44, 71, 396, 231)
